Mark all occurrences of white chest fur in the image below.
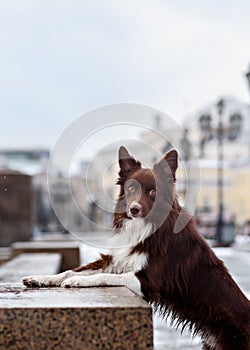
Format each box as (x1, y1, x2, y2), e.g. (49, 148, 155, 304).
(107, 219, 153, 274)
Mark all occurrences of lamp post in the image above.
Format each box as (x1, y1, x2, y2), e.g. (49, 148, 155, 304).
(180, 128, 192, 201)
(245, 65, 250, 159)
(216, 99, 225, 244)
(198, 113, 213, 157)
(245, 65, 250, 93)
(198, 99, 241, 244)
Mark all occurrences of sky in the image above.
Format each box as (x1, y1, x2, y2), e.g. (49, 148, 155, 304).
(1, 0, 250, 151)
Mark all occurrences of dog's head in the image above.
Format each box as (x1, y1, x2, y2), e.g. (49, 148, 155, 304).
(114, 146, 178, 227)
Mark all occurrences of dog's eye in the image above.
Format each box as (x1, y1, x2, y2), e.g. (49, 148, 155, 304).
(149, 189, 156, 197)
(128, 186, 135, 193)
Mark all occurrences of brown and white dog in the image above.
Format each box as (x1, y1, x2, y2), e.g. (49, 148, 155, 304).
(23, 146, 250, 350)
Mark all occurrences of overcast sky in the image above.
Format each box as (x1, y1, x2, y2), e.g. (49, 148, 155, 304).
(1, 0, 250, 150)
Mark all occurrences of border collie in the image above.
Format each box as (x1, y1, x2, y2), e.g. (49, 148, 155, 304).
(23, 146, 250, 350)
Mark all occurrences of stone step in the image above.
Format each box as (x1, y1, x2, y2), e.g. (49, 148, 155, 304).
(0, 283, 153, 350)
(12, 240, 80, 271)
(33, 232, 75, 241)
(0, 247, 12, 266)
(0, 253, 61, 283)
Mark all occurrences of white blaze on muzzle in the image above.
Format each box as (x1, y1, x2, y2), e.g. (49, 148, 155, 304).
(128, 201, 143, 218)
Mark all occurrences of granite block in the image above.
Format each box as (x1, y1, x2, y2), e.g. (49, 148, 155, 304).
(12, 241, 80, 271)
(0, 284, 153, 350)
(0, 172, 34, 247)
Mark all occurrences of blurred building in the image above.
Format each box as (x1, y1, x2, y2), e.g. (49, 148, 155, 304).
(0, 149, 50, 175)
(0, 148, 90, 235)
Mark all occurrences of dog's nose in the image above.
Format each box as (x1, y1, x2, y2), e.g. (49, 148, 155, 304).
(129, 203, 142, 217)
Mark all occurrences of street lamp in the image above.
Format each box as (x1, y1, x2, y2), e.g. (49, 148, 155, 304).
(198, 114, 212, 157)
(245, 65, 250, 159)
(180, 128, 192, 162)
(180, 128, 192, 200)
(245, 65, 250, 92)
(198, 99, 241, 244)
(216, 99, 225, 244)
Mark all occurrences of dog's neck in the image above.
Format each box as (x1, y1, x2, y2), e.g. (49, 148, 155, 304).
(106, 219, 153, 274)
(111, 218, 153, 248)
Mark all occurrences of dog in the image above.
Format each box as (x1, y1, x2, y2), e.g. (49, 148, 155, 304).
(23, 146, 250, 350)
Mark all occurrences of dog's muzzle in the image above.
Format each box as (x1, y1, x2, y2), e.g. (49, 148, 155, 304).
(128, 202, 142, 218)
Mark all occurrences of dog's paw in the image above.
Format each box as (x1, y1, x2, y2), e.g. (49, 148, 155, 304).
(61, 276, 92, 288)
(61, 276, 82, 288)
(22, 276, 42, 287)
(22, 275, 53, 287)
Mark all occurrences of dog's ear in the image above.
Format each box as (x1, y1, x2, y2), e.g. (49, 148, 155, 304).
(118, 146, 141, 173)
(153, 149, 178, 182)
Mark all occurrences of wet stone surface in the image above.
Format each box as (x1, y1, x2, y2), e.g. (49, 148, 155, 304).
(0, 253, 61, 283)
(0, 284, 153, 350)
(12, 241, 80, 271)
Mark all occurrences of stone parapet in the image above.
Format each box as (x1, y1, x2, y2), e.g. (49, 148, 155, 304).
(12, 241, 80, 271)
(0, 284, 153, 350)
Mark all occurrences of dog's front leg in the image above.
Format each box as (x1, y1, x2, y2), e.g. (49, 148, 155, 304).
(61, 271, 143, 296)
(22, 269, 102, 287)
(22, 253, 113, 287)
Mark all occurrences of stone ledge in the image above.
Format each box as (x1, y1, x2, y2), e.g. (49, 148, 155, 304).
(0, 283, 153, 350)
(12, 241, 80, 271)
(0, 247, 11, 266)
(0, 253, 61, 283)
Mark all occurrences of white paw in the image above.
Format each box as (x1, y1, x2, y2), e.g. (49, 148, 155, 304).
(22, 275, 54, 287)
(61, 276, 86, 288)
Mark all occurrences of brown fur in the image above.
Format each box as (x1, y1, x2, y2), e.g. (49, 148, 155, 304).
(113, 147, 250, 350)
(73, 254, 113, 272)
